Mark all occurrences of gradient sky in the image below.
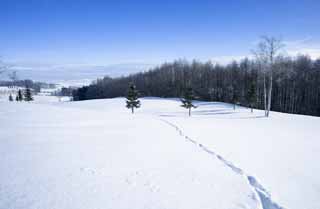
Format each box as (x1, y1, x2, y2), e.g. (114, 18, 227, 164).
(1, 0, 320, 66)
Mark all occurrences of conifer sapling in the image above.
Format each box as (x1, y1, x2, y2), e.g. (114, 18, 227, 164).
(247, 81, 257, 113)
(126, 83, 141, 114)
(17, 89, 23, 101)
(181, 87, 196, 116)
(24, 87, 33, 101)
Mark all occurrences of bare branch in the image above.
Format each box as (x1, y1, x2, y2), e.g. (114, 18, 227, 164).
(0, 58, 9, 75)
(253, 36, 285, 64)
(8, 71, 18, 81)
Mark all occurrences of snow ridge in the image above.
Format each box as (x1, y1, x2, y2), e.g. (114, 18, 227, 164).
(160, 118, 286, 209)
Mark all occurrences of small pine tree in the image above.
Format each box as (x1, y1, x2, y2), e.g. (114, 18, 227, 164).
(245, 71, 257, 113)
(247, 80, 257, 113)
(126, 83, 141, 114)
(15, 95, 19, 101)
(17, 89, 23, 101)
(9, 94, 13, 102)
(231, 87, 239, 110)
(24, 88, 33, 101)
(181, 87, 196, 116)
(232, 93, 238, 110)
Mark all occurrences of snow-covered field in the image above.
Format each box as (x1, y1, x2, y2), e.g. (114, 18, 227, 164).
(1, 96, 319, 209)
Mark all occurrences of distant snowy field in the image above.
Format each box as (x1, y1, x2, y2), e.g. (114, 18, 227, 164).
(0, 96, 319, 209)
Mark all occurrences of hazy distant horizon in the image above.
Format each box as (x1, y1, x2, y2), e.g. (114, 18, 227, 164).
(1, 0, 320, 85)
(0, 63, 155, 85)
(1, 1, 320, 65)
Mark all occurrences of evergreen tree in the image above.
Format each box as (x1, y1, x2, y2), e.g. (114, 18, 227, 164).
(15, 95, 19, 101)
(9, 94, 13, 102)
(232, 88, 239, 110)
(247, 79, 257, 113)
(17, 89, 23, 101)
(126, 83, 141, 114)
(24, 88, 33, 101)
(181, 87, 196, 116)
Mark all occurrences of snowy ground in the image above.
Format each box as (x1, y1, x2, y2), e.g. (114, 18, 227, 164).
(1, 96, 319, 209)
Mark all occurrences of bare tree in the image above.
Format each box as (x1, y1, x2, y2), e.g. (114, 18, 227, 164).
(8, 71, 18, 81)
(253, 36, 284, 117)
(0, 58, 7, 75)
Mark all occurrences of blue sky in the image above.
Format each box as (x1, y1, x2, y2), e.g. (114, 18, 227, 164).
(1, 0, 320, 66)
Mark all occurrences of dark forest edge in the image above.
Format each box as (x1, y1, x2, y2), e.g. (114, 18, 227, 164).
(72, 55, 320, 117)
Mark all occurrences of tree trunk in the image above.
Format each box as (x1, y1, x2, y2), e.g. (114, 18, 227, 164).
(264, 74, 267, 117)
(267, 72, 273, 117)
(131, 107, 134, 114)
(188, 107, 191, 117)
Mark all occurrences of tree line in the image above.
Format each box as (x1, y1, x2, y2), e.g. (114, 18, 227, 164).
(73, 38, 320, 117)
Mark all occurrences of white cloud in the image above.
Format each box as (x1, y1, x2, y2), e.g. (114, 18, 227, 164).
(209, 55, 250, 65)
(284, 37, 320, 59)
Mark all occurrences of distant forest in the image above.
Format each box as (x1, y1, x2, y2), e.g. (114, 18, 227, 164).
(73, 55, 320, 117)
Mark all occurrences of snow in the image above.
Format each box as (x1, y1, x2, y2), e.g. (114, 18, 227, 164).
(1, 96, 319, 209)
(158, 102, 320, 209)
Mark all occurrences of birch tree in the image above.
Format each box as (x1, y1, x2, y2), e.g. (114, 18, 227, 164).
(253, 36, 284, 117)
(0, 58, 7, 76)
(8, 71, 18, 82)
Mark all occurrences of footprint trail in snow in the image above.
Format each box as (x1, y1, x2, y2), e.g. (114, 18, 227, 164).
(160, 118, 286, 209)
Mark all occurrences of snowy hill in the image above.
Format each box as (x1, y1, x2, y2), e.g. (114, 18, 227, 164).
(0, 97, 319, 209)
